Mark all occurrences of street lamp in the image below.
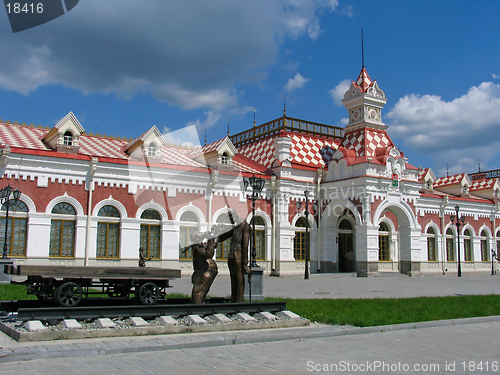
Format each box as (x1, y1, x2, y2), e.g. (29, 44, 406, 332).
(491, 249, 496, 276)
(0, 185, 21, 259)
(243, 175, 265, 268)
(450, 205, 465, 277)
(295, 191, 317, 280)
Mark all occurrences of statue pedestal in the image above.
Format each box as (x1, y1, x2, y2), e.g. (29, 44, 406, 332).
(0, 259, 14, 284)
(244, 266, 265, 301)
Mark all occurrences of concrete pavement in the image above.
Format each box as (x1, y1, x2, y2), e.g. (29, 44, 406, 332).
(1, 272, 500, 374)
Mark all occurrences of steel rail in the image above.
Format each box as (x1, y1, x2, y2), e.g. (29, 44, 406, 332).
(1, 297, 231, 312)
(15, 301, 287, 322)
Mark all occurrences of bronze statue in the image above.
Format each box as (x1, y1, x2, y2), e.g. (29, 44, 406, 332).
(189, 229, 219, 304)
(219, 210, 252, 303)
(138, 247, 151, 267)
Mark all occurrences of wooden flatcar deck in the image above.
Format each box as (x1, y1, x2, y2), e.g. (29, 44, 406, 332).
(4, 265, 181, 280)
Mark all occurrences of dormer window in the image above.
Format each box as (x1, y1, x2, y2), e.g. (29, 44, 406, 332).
(221, 152, 228, 165)
(63, 131, 73, 146)
(147, 143, 157, 157)
(426, 179, 433, 190)
(462, 185, 468, 194)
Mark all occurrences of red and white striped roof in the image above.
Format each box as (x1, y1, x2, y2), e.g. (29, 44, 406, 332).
(434, 173, 468, 188)
(470, 178, 498, 191)
(237, 131, 340, 169)
(0, 122, 263, 173)
(354, 68, 374, 93)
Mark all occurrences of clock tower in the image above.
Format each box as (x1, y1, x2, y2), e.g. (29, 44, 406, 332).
(342, 67, 388, 132)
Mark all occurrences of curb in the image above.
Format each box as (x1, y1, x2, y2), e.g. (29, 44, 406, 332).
(2, 315, 500, 363)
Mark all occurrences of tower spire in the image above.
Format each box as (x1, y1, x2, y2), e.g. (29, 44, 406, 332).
(204, 127, 207, 146)
(227, 118, 230, 136)
(253, 107, 256, 127)
(361, 27, 364, 68)
(283, 95, 286, 117)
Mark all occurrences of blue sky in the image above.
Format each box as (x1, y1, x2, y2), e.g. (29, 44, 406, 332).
(0, 0, 499, 177)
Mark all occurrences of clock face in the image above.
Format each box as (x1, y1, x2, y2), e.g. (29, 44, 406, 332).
(353, 109, 360, 120)
(370, 110, 377, 120)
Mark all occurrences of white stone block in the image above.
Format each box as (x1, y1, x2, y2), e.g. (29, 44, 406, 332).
(24, 320, 47, 331)
(127, 317, 148, 327)
(62, 319, 82, 329)
(185, 314, 207, 324)
(254, 312, 278, 321)
(234, 312, 256, 322)
(95, 318, 116, 328)
(210, 313, 232, 323)
(276, 310, 301, 319)
(157, 316, 179, 325)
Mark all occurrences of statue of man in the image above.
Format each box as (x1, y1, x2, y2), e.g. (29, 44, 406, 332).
(138, 247, 151, 267)
(218, 210, 252, 303)
(190, 229, 219, 304)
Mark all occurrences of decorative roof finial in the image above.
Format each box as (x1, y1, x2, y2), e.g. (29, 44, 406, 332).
(446, 163, 449, 177)
(204, 127, 207, 146)
(283, 95, 286, 117)
(227, 118, 230, 136)
(361, 27, 364, 68)
(478, 158, 481, 173)
(253, 107, 256, 128)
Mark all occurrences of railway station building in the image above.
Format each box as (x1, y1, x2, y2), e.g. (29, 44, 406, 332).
(1, 66, 499, 276)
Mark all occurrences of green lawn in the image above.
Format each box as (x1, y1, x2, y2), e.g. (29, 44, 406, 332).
(2, 283, 500, 327)
(266, 295, 500, 327)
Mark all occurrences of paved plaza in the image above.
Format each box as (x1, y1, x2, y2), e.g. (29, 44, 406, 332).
(1, 273, 500, 374)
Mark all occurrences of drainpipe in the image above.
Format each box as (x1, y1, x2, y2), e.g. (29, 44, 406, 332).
(270, 174, 277, 274)
(316, 168, 323, 272)
(440, 196, 449, 275)
(207, 168, 218, 230)
(85, 157, 98, 266)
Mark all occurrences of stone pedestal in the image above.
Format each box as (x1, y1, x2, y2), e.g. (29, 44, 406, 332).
(244, 266, 265, 301)
(0, 259, 14, 284)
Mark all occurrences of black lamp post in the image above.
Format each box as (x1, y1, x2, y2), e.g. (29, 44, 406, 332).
(243, 175, 265, 268)
(295, 191, 316, 280)
(1, 185, 21, 259)
(491, 249, 496, 276)
(450, 205, 465, 277)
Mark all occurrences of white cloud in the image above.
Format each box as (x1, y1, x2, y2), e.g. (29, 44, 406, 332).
(387, 82, 500, 173)
(163, 124, 202, 148)
(0, 0, 338, 112)
(341, 5, 354, 17)
(493, 73, 500, 79)
(284, 73, 310, 92)
(329, 79, 350, 106)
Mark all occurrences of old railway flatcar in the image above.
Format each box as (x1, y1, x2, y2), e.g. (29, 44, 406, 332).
(4, 265, 181, 307)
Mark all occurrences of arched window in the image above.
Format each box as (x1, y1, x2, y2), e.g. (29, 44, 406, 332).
(250, 216, 265, 260)
(179, 211, 198, 260)
(63, 131, 73, 146)
(0, 200, 28, 256)
(140, 209, 161, 259)
(294, 217, 308, 261)
(446, 228, 455, 261)
(96, 205, 120, 258)
(216, 212, 233, 260)
(427, 227, 437, 262)
(221, 152, 228, 164)
(339, 219, 353, 230)
(378, 222, 390, 261)
(147, 143, 157, 157)
(50, 202, 76, 257)
(480, 230, 489, 261)
(464, 229, 472, 262)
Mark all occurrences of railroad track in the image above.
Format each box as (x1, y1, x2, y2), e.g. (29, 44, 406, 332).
(3, 300, 287, 323)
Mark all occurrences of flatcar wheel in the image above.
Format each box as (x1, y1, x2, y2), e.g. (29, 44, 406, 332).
(136, 282, 159, 305)
(54, 282, 83, 307)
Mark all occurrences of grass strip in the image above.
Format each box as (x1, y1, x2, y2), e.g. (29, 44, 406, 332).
(266, 295, 500, 327)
